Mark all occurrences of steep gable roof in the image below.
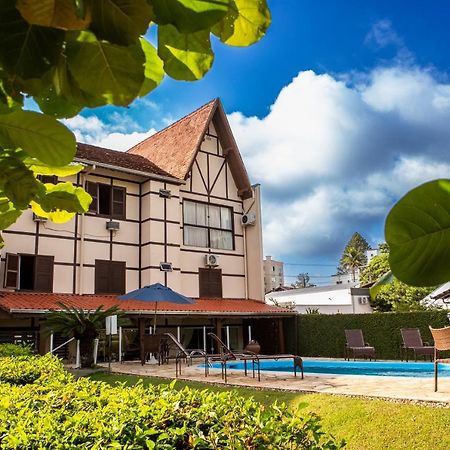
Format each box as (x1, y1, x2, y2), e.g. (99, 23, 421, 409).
(128, 98, 252, 198)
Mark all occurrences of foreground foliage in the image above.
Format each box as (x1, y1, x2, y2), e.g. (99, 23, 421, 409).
(0, 355, 342, 449)
(92, 373, 450, 450)
(385, 179, 450, 286)
(0, 343, 33, 357)
(0, 0, 271, 248)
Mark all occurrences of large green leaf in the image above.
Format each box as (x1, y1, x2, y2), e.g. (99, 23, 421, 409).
(16, 0, 91, 30)
(0, 197, 23, 230)
(152, 0, 229, 33)
(90, 0, 152, 45)
(0, 110, 76, 166)
(138, 38, 164, 97)
(212, 0, 271, 46)
(66, 31, 145, 105)
(158, 25, 214, 80)
(385, 179, 450, 286)
(0, 1, 64, 79)
(369, 271, 394, 299)
(25, 159, 84, 177)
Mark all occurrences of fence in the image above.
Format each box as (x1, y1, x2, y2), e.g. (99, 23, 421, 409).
(297, 310, 449, 360)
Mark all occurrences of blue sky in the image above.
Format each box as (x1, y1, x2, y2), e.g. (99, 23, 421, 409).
(66, 1, 450, 285)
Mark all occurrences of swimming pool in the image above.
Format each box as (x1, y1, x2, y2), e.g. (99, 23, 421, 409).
(209, 359, 450, 378)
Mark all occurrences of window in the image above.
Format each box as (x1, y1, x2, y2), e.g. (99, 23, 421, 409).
(183, 200, 233, 250)
(95, 260, 126, 294)
(38, 175, 58, 184)
(86, 181, 126, 219)
(4, 253, 54, 292)
(199, 268, 222, 298)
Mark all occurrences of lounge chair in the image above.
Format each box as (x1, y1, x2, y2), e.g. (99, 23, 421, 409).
(429, 326, 450, 392)
(121, 331, 140, 361)
(207, 332, 303, 382)
(400, 328, 434, 362)
(163, 332, 208, 377)
(344, 329, 375, 361)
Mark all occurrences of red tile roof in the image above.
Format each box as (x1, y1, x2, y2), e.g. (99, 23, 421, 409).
(76, 143, 174, 179)
(127, 99, 217, 179)
(0, 293, 294, 316)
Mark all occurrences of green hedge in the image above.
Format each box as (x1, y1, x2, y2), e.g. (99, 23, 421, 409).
(298, 311, 448, 359)
(0, 343, 33, 357)
(0, 356, 343, 449)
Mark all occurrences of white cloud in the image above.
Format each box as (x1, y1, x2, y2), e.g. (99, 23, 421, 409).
(63, 115, 157, 151)
(228, 67, 450, 261)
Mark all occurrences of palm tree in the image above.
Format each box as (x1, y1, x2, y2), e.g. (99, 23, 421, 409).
(46, 302, 121, 368)
(341, 246, 365, 282)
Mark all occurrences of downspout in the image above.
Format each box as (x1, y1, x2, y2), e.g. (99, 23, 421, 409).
(77, 164, 95, 294)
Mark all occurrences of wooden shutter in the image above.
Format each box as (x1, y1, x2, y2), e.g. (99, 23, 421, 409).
(33, 255, 54, 292)
(95, 260, 110, 294)
(86, 181, 98, 213)
(4, 253, 19, 289)
(111, 186, 126, 219)
(95, 260, 125, 294)
(199, 268, 222, 298)
(110, 261, 126, 294)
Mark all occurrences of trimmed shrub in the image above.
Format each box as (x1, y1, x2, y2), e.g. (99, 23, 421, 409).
(298, 310, 448, 359)
(0, 356, 343, 449)
(0, 343, 33, 357)
(0, 354, 71, 385)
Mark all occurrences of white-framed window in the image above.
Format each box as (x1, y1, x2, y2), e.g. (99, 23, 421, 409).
(183, 200, 234, 250)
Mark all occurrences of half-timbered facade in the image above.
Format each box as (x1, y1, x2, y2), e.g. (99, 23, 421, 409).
(0, 99, 294, 356)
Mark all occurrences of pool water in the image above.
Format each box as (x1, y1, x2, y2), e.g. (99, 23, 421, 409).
(211, 359, 450, 378)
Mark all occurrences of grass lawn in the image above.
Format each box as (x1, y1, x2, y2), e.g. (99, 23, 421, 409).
(90, 372, 450, 450)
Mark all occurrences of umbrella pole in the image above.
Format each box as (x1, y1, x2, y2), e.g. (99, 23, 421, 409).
(153, 301, 158, 333)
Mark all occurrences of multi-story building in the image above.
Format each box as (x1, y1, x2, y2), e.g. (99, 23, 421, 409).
(0, 99, 293, 355)
(263, 256, 285, 293)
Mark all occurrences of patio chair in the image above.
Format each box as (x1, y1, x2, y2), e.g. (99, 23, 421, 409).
(121, 331, 140, 362)
(429, 326, 450, 392)
(400, 328, 434, 362)
(141, 334, 169, 366)
(344, 329, 375, 361)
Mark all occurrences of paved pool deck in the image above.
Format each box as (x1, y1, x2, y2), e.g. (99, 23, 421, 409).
(104, 360, 450, 405)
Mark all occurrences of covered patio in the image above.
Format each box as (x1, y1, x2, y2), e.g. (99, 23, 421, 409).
(0, 292, 296, 361)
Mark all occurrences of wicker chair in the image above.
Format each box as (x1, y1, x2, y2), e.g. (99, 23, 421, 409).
(344, 329, 375, 361)
(400, 328, 434, 362)
(429, 326, 450, 392)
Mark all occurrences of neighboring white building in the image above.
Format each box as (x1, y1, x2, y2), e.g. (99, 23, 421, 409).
(422, 282, 450, 309)
(330, 272, 356, 285)
(265, 284, 373, 314)
(366, 248, 379, 263)
(263, 256, 284, 293)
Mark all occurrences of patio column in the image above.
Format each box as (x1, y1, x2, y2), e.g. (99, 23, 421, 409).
(214, 318, 222, 353)
(278, 318, 285, 354)
(138, 318, 146, 365)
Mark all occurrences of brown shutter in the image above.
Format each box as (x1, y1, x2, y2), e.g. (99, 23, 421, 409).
(199, 268, 222, 298)
(33, 255, 54, 292)
(95, 260, 110, 294)
(95, 260, 125, 294)
(111, 186, 126, 219)
(110, 261, 126, 294)
(86, 181, 98, 213)
(4, 253, 19, 289)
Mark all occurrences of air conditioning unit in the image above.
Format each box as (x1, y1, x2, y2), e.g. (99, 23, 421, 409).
(159, 262, 173, 272)
(205, 254, 220, 267)
(241, 212, 256, 226)
(358, 297, 369, 305)
(32, 213, 47, 222)
(106, 220, 120, 231)
(159, 188, 172, 198)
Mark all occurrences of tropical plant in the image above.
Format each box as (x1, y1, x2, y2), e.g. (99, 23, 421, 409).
(0, 0, 271, 249)
(385, 179, 450, 287)
(46, 302, 121, 368)
(340, 246, 366, 282)
(338, 232, 370, 274)
(359, 252, 390, 285)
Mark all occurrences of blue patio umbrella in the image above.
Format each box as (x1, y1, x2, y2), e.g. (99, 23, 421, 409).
(119, 283, 195, 332)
